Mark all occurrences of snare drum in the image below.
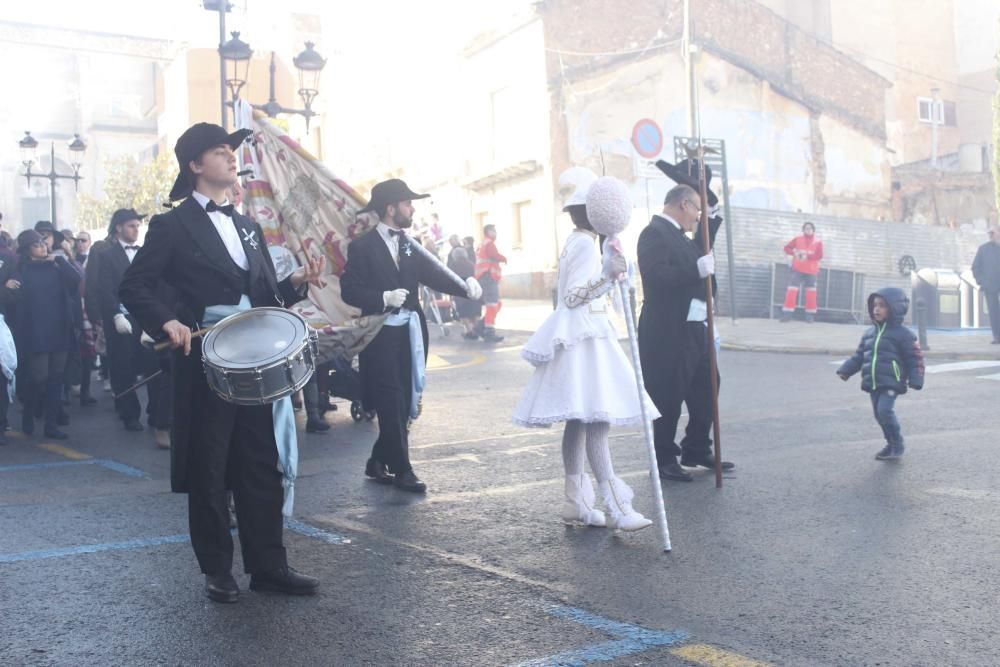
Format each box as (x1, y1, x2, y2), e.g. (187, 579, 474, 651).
(202, 307, 318, 405)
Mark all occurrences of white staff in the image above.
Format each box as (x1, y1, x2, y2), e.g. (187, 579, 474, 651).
(586, 176, 672, 552)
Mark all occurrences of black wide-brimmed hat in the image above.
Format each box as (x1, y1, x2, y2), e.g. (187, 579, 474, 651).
(34, 220, 56, 235)
(110, 208, 147, 230)
(655, 158, 718, 207)
(357, 178, 429, 214)
(168, 123, 251, 201)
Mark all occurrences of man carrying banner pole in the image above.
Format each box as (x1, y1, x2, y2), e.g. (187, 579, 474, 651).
(340, 179, 482, 494)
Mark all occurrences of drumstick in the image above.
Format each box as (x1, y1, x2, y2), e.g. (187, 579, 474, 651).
(152, 326, 212, 352)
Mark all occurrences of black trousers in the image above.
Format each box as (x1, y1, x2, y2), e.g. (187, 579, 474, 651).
(187, 385, 286, 576)
(985, 289, 1000, 342)
(107, 325, 159, 424)
(649, 323, 719, 463)
(359, 325, 413, 474)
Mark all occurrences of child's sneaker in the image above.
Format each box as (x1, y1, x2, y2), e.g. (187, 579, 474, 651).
(876, 442, 905, 460)
(875, 444, 894, 460)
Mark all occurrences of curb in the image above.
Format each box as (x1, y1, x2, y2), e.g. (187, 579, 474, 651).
(721, 343, 1000, 361)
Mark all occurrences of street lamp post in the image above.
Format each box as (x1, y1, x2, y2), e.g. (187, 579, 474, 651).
(202, 5, 327, 133)
(218, 31, 327, 132)
(18, 131, 87, 226)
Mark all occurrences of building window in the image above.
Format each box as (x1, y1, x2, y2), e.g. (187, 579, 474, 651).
(917, 97, 957, 127)
(475, 211, 490, 241)
(511, 200, 531, 250)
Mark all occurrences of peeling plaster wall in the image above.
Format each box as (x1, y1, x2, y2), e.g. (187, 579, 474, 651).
(557, 50, 890, 219)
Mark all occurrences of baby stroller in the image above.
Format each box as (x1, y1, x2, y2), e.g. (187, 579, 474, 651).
(421, 285, 458, 336)
(325, 355, 375, 423)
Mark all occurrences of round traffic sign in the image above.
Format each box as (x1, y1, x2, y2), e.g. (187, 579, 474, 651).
(631, 118, 663, 158)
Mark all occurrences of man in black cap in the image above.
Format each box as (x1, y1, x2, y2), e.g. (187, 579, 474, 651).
(637, 159, 735, 482)
(340, 178, 482, 493)
(97, 208, 166, 434)
(120, 122, 324, 603)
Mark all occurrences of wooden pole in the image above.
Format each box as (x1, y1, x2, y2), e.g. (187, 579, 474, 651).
(696, 145, 724, 488)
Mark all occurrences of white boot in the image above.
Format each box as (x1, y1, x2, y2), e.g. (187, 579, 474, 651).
(561, 474, 606, 527)
(598, 477, 652, 532)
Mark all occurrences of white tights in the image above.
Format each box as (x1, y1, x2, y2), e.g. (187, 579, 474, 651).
(561, 419, 615, 482)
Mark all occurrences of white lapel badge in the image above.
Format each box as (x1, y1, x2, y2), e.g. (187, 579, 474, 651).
(403, 242, 412, 257)
(242, 228, 259, 250)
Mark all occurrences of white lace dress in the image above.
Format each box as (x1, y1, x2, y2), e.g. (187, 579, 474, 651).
(512, 230, 660, 427)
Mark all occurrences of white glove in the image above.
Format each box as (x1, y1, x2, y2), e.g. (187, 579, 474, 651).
(383, 289, 409, 309)
(465, 277, 483, 301)
(604, 253, 627, 279)
(113, 313, 133, 335)
(140, 331, 155, 347)
(697, 254, 715, 279)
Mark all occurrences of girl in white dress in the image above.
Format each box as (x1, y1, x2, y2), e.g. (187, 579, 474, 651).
(513, 172, 657, 531)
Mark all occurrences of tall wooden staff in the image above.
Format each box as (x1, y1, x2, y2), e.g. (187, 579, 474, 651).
(694, 146, 724, 488)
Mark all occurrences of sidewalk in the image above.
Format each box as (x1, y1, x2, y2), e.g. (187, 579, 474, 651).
(498, 299, 1000, 360)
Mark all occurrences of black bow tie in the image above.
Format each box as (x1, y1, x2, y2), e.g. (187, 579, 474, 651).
(206, 201, 235, 216)
(388, 229, 405, 238)
(124, 245, 140, 251)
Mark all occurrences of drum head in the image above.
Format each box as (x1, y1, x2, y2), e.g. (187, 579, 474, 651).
(203, 307, 308, 370)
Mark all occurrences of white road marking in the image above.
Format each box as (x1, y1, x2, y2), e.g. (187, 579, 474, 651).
(976, 373, 1000, 382)
(926, 487, 1000, 502)
(925, 360, 1000, 374)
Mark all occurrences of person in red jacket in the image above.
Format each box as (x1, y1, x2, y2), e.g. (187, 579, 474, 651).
(474, 224, 507, 342)
(781, 222, 823, 322)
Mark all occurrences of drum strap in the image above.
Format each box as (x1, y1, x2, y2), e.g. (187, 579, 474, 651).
(202, 295, 299, 516)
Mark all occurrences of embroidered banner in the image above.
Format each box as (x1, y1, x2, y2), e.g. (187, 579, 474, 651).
(234, 101, 384, 361)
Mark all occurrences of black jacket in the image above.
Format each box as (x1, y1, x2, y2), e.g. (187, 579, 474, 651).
(120, 197, 301, 335)
(340, 227, 468, 317)
(119, 196, 304, 493)
(636, 214, 721, 403)
(340, 227, 470, 410)
(96, 241, 133, 329)
(971, 241, 1000, 293)
(838, 287, 925, 394)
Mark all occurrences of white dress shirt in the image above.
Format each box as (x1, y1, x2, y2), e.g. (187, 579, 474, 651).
(192, 190, 249, 271)
(376, 222, 404, 268)
(118, 238, 140, 264)
(656, 214, 707, 323)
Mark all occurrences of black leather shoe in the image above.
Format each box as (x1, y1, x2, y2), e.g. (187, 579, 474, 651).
(205, 573, 239, 603)
(124, 419, 144, 432)
(680, 454, 736, 471)
(44, 426, 69, 440)
(658, 461, 693, 482)
(393, 469, 427, 493)
(306, 418, 330, 433)
(249, 566, 319, 595)
(364, 458, 394, 485)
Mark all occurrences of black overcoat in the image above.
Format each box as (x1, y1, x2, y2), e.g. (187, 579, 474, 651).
(119, 197, 303, 492)
(636, 214, 721, 406)
(339, 228, 468, 408)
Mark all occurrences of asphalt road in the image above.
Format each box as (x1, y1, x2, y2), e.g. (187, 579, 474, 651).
(2, 330, 999, 666)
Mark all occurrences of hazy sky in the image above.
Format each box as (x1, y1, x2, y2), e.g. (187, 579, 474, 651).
(6, 0, 533, 181)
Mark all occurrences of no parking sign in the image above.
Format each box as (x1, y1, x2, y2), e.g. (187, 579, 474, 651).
(631, 118, 663, 158)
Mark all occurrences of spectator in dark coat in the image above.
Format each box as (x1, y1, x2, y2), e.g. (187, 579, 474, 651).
(971, 225, 1000, 344)
(7, 230, 81, 439)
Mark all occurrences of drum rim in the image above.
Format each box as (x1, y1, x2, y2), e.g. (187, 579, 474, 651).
(202, 307, 309, 370)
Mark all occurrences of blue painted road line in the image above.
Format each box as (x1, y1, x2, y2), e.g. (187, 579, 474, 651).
(285, 518, 351, 544)
(0, 534, 191, 563)
(513, 605, 687, 667)
(0, 458, 149, 479)
(0, 519, 347, 564)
